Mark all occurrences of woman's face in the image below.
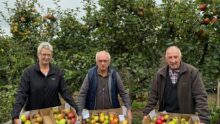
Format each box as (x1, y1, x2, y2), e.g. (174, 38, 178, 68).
(38, 48, 52, 66)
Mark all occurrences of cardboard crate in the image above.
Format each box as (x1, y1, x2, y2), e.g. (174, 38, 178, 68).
(40, 108, 53, 124)
(30, 109, 43, 124)
(82, 108, 129, 124)
(143, 112, 200, 124)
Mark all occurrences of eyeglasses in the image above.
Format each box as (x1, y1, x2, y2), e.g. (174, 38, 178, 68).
(98, 60, 109, 63)
(40, 53, 52, 57)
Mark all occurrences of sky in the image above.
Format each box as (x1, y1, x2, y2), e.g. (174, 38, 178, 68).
(0, 0, 162, 35)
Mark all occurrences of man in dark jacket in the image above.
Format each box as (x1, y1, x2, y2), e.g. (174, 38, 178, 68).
(77, 50, 132, 123)
(12, 42, 78, 124)
(143, 46, 210, 124)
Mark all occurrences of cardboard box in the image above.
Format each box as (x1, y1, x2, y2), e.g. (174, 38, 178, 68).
(30, 109, 43, 124)
(40, 108, 53, 124)
(143, 112, 200, 124)
(82, 107, 129, 124)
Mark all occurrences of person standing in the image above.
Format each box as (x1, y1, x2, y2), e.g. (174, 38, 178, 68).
(77, 50, 132, 123)
(12, 42, 78, 124)
(143, 46, 209, 124)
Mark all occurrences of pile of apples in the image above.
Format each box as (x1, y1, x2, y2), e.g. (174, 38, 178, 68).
(52, 107, 77, 124)
(20, 113, 31, 124)
(150, 114, 169, 124)
(31, 113, 43, 124)
(62, 108, 77, 124)
(83, 112, 128, 124)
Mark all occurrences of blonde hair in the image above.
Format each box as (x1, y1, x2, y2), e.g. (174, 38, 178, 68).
(37, 42, 53, 55)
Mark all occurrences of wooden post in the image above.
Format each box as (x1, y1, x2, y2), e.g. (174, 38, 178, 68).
(218, 81, 220, 107)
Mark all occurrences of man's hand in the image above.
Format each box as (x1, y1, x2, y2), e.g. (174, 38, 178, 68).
(77, 115, 82, 123)
(142, 115, 148, 124)
(13, 118, 20, 124)
(127, 110, 132, 124)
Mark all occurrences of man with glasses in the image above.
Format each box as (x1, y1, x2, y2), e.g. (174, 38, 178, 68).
(77, 50, 132, 123)
(12, 42, 78, 124)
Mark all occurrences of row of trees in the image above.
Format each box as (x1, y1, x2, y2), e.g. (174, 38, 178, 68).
(0, 0, 220, 123)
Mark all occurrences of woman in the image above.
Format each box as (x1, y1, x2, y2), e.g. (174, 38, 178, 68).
(12, 42, 78, 124)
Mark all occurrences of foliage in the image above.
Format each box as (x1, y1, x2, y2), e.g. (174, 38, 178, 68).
(0, 0, 220, 122)
(0, 85, 17, 123)
(209, 106, 220, 124)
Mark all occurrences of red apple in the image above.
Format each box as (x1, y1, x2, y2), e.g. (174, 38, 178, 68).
(159, 116, 165, 122)
(70, 118, 76, 124)
(67, 112, 75, 119)
(199, 3, 207, 11)
(156, 119, 162, 124)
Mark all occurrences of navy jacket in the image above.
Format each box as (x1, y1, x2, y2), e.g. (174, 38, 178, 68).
(85, 66, 120, 109)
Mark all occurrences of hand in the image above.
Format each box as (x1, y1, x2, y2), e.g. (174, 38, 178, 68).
(142, 116, 148, 124)
(13, 119, 20, 124)
(127, 110, 132, 124)
(78, 115, 82, 123)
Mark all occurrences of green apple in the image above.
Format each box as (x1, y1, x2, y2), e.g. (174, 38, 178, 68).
(20, 114, 26, 122)
(59, 118, 66, 124)
(24, 120, 31, 124)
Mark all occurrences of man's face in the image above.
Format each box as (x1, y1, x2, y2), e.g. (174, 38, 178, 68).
(96, 53, 110, 72)
(38, 48, 52, 66)
(165, 48, 181, 70)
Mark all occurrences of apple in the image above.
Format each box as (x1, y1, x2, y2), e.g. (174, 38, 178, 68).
(36, 116, 43, 123)
(156, 119, 163, 124)
(20, 114, 27, 122)
(52, 108, 60, 114)
(158, 116, 165, 122)
(99, 115, 105, 123)
(56, 113, 65, 121)
(67, 112, 75, 119)
(70, 118, 76, 124)
(104, 115, 109, 120)
(199, 3, 207, 11)
(122, 119, 128, 124)
(24, 120, 31, 124)
(59, 118, 66, 124)
(202, 17, 210, 25)
(163, 114, 169, 121)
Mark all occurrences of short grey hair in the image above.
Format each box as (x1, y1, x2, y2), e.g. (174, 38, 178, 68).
(37, 42, 53, 55)
(165, 46, 182, 58)
(95, 50, 111, 62)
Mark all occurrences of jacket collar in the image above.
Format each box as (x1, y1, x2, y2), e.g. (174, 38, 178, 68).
(159, 62, 187, 78)
(34, 63, 56, 75)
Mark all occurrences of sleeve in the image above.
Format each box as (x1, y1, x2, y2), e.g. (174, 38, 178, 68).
(11, 69, 30, 119)
(191, 70, 210, 123)
(77, 74, 89, 115)
(58, 70, 79, 114)
(143, 73, 159, 116)
(116, 72, 132, 110)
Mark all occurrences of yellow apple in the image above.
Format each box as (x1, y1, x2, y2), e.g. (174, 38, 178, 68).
(20, 114, 27, 122)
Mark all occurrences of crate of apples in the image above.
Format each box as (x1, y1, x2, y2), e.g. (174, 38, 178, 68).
(83, 111, 129, 124)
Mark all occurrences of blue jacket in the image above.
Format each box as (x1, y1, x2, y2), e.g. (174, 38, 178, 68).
(85, 66, 120, 109)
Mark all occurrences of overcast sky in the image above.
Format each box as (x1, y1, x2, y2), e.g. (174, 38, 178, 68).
(0, 0, 162, 35)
